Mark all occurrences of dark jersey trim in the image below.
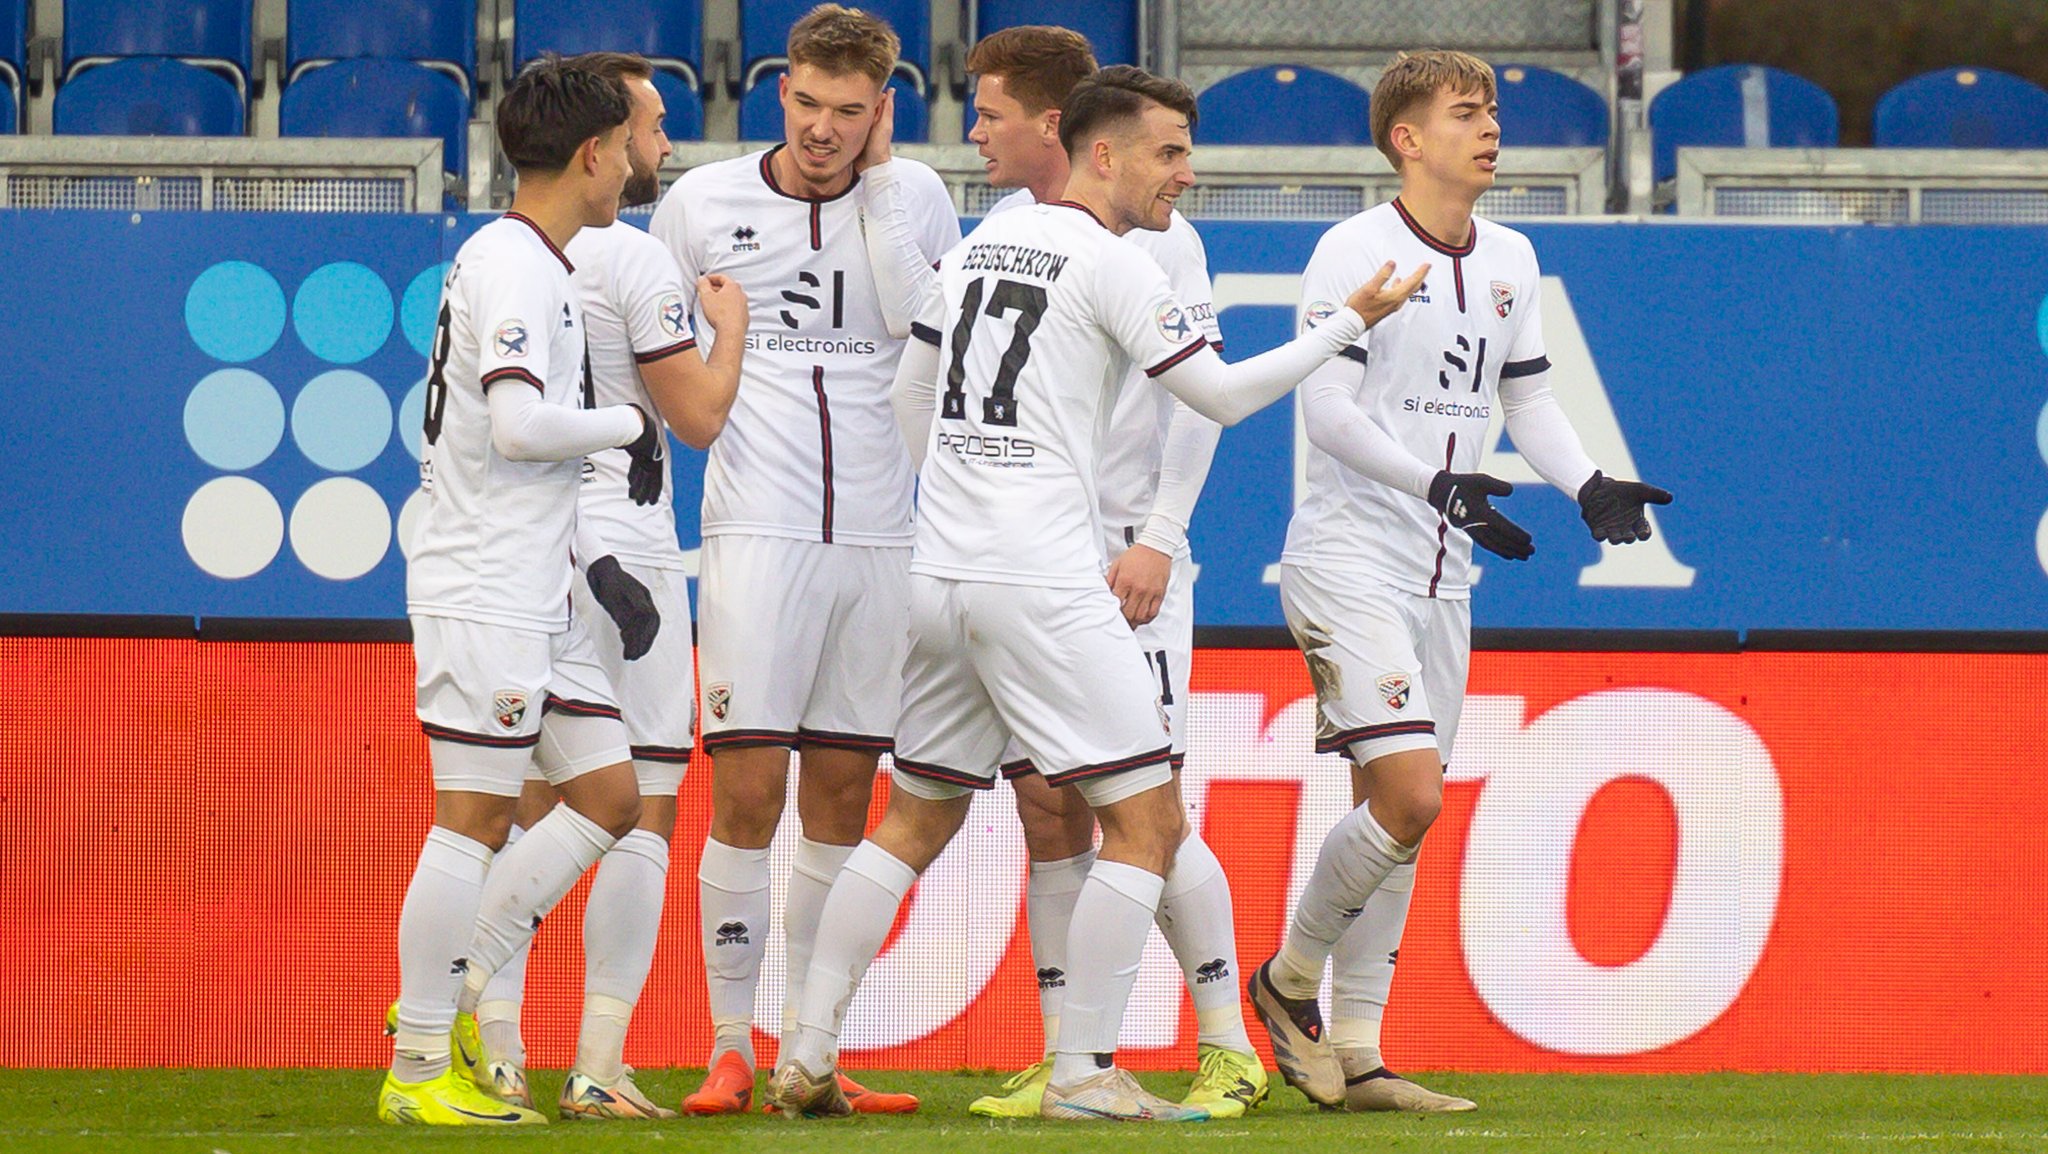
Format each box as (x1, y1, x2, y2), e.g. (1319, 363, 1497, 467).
(1501, 355, 1551, 379)
(813, 365, 836, 543)
(634, 338, 698, 365)
(999, 758, 1037, 779)
(701, 727, 800, 752)
(1390, 197, 1476, 257)
(796, 727, 894, 753)
(893, 756, 997, 790)
(481, 366, 543, 393)
(542, 695, 622, 720)
(1428, 432, 1455, 599)
(910, 321, 942, 346)
(1144, 339, 1208, 378)
(1315, 719, 1438, 756)
(1338, 345, 1370, 366)
(757, 145, 859, 205)
(503, 211, 575, 273)
(1046, 199, 1106, 228)
(422, 721, 540, 749)
(630, 744, 695, 764)
(1041, 745, 1173, 786)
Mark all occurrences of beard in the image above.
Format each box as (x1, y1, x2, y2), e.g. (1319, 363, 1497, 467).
(622, 166, 662, 209)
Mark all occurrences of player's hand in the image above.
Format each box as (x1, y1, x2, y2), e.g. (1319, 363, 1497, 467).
(1577, 470, 1672, 545)
(585, 555, 660, 660)
(697, 274, 749, 339)
(857, 86, 895, 173)
(1106, 544, 1172, 627)
(1428, 470, 1534, 560)
(1343, 261, 1431, 329)
(622, 404, 666, 507)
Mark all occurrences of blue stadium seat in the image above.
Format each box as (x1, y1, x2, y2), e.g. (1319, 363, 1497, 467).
(55, 56, 244, 135)
(1648, 64, 1837, 185)
(1, 0, 24, 125)
(1196, 66, 1370, 145)
(973, 0, 1136, 66)
(741, 69, 926, 143)
(1495, 64, 1607, 147)
(63, 0, 252, 97)
(740, 0, 929, 95)
(0, 78, 14, 133)
(649, 69, 704, 142)
(287, 0, 476, 93)
(1874, 67, 2048, 149)
(280, 59, 468, 177)
(514, 0, 701, 88)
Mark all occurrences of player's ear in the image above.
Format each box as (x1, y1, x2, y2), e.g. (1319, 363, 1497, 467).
(1390, 121, 1423, 164)
(1041, 109, 1062, 145)
(1092, 135, 1114, 177)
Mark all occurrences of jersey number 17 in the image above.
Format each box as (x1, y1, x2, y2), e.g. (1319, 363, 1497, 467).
(941, 276, 1047, 428)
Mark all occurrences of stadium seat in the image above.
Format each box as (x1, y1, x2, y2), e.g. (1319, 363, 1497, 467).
(1874, 67, 2048, 149)
(973, 0, 1137, 66)
(280, 59, 468, 177)
(1, 0, 24, 128)
(287, 0, 476, 93)
(1196, 65, 1370, 145)
(740, 0, 929, 95)
(1494, 64, 1608, 147)
(63, 0, 252, 97)
(513, 0, 703, 90)
(54, 56, 244, 135)
(0, 78, 14, 133)
(1648, 64, 1837, 186)
(650, 69, 704, 142)
(741, 69, 927, 143)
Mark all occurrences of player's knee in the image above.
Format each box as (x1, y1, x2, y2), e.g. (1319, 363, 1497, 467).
(584, 789, 643, 841)
(1016, 783, 1095, 859)
(1377, 788, 1441, 847)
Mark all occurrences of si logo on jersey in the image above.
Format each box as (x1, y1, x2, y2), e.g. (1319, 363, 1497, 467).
(1302, 299, 1339, 332)
(1376, 674, 1411, 712)
(495, 320, 529, 358)
(658, 292, 688, 338)
(706, 682, 732, 721)
(493, 690, 528, 729)
(1491, 281, 1515, 319)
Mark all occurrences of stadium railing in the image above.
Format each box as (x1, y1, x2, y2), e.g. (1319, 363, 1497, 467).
(0, 136, 444, 211)
(1674, 146, 2048, 224)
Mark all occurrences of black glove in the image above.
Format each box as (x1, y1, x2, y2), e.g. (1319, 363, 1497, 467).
(1577, 470, 1673, 545)
(623, 404, 665, 507)
(585, 555, 660, 660)
(1428, 470, 1534, 560)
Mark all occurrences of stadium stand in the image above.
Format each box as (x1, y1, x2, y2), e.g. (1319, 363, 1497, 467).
(0, 79, 13, 133)
(512, 0, 703, 91)
(53, 56, 245, 135)
(286, 0, 476, 94)
(740, 68, 927, 142)
(0, 0, 22, 131)
(972, 0, 1138, 66)
(1873, 67, 2048, 149)
(1494, 64, 1607, 147)
(62, 0, 253, 98)
(280, 58, 467, 177)
(740, 0, 930, 94)
(650, 69, 705, 142)
(1648, 63, 1838, 186)
(1195, 65, 1371, 145)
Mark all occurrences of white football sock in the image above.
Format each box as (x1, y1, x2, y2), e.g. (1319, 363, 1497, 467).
(1157, 833, 1253, 1055)
(1025, 849, 1094, 1054)
(475, 823, 530, 1068)
(698, 838, 771, 1067)
(392, 826, 492, 1083)
(1330, 858, 1416, 1069)
(781, 837, 856, 1050)
(1050, 859, 1164, 1086)
(576, 829, 669, 1082)
(1270, 802, 1416, 1000)
(459, 805, 616, 1014)
(787, 841, 918, 1072)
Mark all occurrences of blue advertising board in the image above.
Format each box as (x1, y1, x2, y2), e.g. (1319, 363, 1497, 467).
(1, 210, 2044, 631)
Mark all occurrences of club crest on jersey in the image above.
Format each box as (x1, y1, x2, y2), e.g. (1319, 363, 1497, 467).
(1302, 299, 1339, 332)
(493, 690, 528, 729)
(706, 682, 732, 721)
(1491, 281, 1515, 319)
(658, 293, 688, 338)
(494, 321, 529, 358)
(730, 225, 760, 253)
(1156, 303, 1193, 343)
(1376, 674, 1411, 712)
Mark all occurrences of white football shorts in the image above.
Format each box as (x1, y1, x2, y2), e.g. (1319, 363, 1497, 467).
(569, 560, 697, 796)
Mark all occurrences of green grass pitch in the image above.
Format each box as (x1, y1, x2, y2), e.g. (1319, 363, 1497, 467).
(0, 1069, 2040, 1152)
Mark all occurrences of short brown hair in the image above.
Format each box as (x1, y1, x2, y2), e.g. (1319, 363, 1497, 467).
(498, 54, 631, 174)
(787, 4, 900, 87)
(568, 51, 655, 86)
(966, 26, 1097, 115)
(1370, 50, 1497, 167)
(1059, 65, 1198, 158)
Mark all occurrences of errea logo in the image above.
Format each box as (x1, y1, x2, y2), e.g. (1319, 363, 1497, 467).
(731, 225, 760, 253)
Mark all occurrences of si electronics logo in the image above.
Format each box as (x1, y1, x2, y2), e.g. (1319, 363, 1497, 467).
(179, 259, 449, 584)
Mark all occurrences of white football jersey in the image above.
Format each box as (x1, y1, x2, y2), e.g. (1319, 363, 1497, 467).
(987, 190, 1223, 560)
(407, 212, 591, 632)
(649, 147, 960, 546)
(908, 201, 1212, 588)
(1281, 200, 1549, 599)
(565, 221, 697, 570)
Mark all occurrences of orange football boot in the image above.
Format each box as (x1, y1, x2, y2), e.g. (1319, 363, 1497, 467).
(681, 1051, 755, 1116)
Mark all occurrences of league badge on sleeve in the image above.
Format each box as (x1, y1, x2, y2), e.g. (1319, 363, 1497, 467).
(1156, 302, 1193, 343)
(1376, 674, 1411, 712)
(494, 320, 530, 358)
(1490, 282, 1515, 319)
(658, 293, 688, 338)
(1302, 300, 1338, 332)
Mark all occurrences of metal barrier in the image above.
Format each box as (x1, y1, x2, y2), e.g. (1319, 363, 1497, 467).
(0, 138, 446, 213)
(1675, 147, 2048, 224)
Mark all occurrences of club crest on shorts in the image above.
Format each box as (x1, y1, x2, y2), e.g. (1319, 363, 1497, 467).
(493, 690, 527, 729)
(1491, 281, 1515, 319)
(706, 682, 732, 722)
(1376, 674, 1411, 712)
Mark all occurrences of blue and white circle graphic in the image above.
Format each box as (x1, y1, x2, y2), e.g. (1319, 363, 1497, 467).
(290, 477, 392, 580)
(293, 261, 394, 364)
(185, 262, 286, 362)
(184, 369, 285, 470)
(182, 477, 284, 579)
(402, 263, 451, 357)
(292, 370, 393, 472)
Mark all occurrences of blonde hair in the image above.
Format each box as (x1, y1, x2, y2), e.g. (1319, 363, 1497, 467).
(787, 4, 900, 87)
(1370, 50, 1496, 168)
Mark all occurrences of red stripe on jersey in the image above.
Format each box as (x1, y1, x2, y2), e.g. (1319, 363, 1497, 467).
(1429, 432, 1455, 598)
(1390, 197, 1476, 257)
(1453, 256, 1466, 314)
(1047, 199, 1107, 228)
(634, 338, 698, 365)
(1144, 339, 1208, 378)
(503, 212, 575, 273)
(480, 366, 542, 393)
(813, 366, 835, 543)
(809, 203, 822, 251)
